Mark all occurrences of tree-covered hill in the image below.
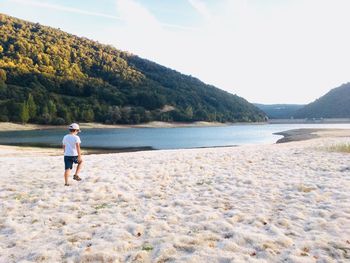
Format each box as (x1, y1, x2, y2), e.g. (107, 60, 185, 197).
(0, 13, 265, 125)
(254, 104, 304, 119)
(294, 83, 350, 118)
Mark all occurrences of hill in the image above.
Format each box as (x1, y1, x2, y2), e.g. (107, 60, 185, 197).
(0, 14, 265, 125)
(254, 104, 304, 119)
(295, 83, 350, 118)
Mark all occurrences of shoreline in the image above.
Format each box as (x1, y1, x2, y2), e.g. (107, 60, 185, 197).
(274, 129, 320, 143)
(268, 118, 350, 124)
(0, 143, 240, 156)
(275, 128, 350, 143)
(0, 143, 154, 156)
(0, 121, 232, 132)
(0, 128, 349, 156)
(0, 121, 282, 132)
(2, 117, 350, 132)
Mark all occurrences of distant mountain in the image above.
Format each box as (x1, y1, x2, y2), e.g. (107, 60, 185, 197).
(295, 83, 350, 118)
(254, 104, 304, 119)
(0, 13, 265, 125)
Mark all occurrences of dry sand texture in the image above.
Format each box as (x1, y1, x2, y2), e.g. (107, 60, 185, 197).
(0, 137, 350, 262)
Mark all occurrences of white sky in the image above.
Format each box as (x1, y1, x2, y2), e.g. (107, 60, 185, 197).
(2, 0, 350, 104)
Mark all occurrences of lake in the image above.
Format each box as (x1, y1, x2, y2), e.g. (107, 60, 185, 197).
(0, 123, 349, 151)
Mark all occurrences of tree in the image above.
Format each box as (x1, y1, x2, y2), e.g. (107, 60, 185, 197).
(47, 100, 57, 117)
(20, 102, 30, 123)
(27, 94, 37, 119)
(106, 106, 121, 123)
(0, 69, 6, 83)
(121, 107, 131, 123)
(0, 69, 6, 90)
(42, 105, 49, 115)
(56, 104, 71, 123)
(81, 108, 94, 122)
(185, 106, 193, 119)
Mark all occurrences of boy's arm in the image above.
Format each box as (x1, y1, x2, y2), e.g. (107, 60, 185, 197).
(76, 143, 82, 162)
(62, 136, 66, 154)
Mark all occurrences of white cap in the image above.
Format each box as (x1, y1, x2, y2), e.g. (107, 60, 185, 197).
(68, 123, 81, 132)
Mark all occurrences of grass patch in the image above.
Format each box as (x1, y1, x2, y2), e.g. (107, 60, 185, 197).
(142, 244, 153, 251)
(13, 193, 29, 201)
(326, 143, 350, 153)
(94, 203, 108, 210)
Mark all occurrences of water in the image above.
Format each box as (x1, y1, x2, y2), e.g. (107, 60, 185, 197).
(0, 123, 349, 150)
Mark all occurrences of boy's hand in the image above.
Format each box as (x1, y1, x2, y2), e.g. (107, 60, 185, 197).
(76, 143, 82, 163)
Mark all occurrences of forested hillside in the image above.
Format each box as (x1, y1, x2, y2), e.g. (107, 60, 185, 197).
(254, 104, 304, 119)
(295, 83, 350, 118)
(0, 14, 265, 125)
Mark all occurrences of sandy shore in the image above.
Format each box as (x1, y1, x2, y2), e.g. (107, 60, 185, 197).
(275, 129, 350, 143)
(1, 133, 350, 262)
(0, 145, 153, 157)
(0, 121, 228, 132)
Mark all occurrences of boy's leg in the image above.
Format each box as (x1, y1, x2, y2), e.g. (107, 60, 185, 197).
(64, 169, 71, 185)
(64, 156, 73, 185)
(75, 160, 83, 176)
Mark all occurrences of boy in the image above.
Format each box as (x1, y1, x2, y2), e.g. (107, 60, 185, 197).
(62, 123, 83, 186)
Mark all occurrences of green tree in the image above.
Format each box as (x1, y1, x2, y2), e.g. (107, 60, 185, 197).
(0, 69, 6, 90)
(42, 105, 49, 115)
(57, 104, 71, 124)
(0, 69, 6, 83)
(121, 107, 131, 123)
(107, 106, 121, 123)
(20, 102, 30, 123)
(185, 106, 193, 119)
(48, 100, 57, 117)
(82, 108, 94, 122)
(27, 94, 37, 119)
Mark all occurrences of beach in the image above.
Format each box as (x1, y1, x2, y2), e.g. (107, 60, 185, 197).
(1, 133, 350, 262)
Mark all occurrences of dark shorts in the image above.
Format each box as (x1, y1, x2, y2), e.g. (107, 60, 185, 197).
(64, 156, 79, 170)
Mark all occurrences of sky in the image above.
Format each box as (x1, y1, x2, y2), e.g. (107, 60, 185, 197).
(1, 0, 350, 104)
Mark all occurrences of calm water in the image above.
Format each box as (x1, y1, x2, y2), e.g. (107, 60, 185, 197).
(0, 123, 349, 150)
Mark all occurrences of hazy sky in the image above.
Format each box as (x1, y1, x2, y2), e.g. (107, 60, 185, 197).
(1, 0, 350, 104)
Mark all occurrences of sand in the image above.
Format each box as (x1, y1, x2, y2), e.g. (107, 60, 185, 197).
(1, 135, 350, 262)
(275, 129, 350, 143)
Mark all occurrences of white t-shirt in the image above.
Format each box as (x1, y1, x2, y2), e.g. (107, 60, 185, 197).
(62, 134, 81, 156)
